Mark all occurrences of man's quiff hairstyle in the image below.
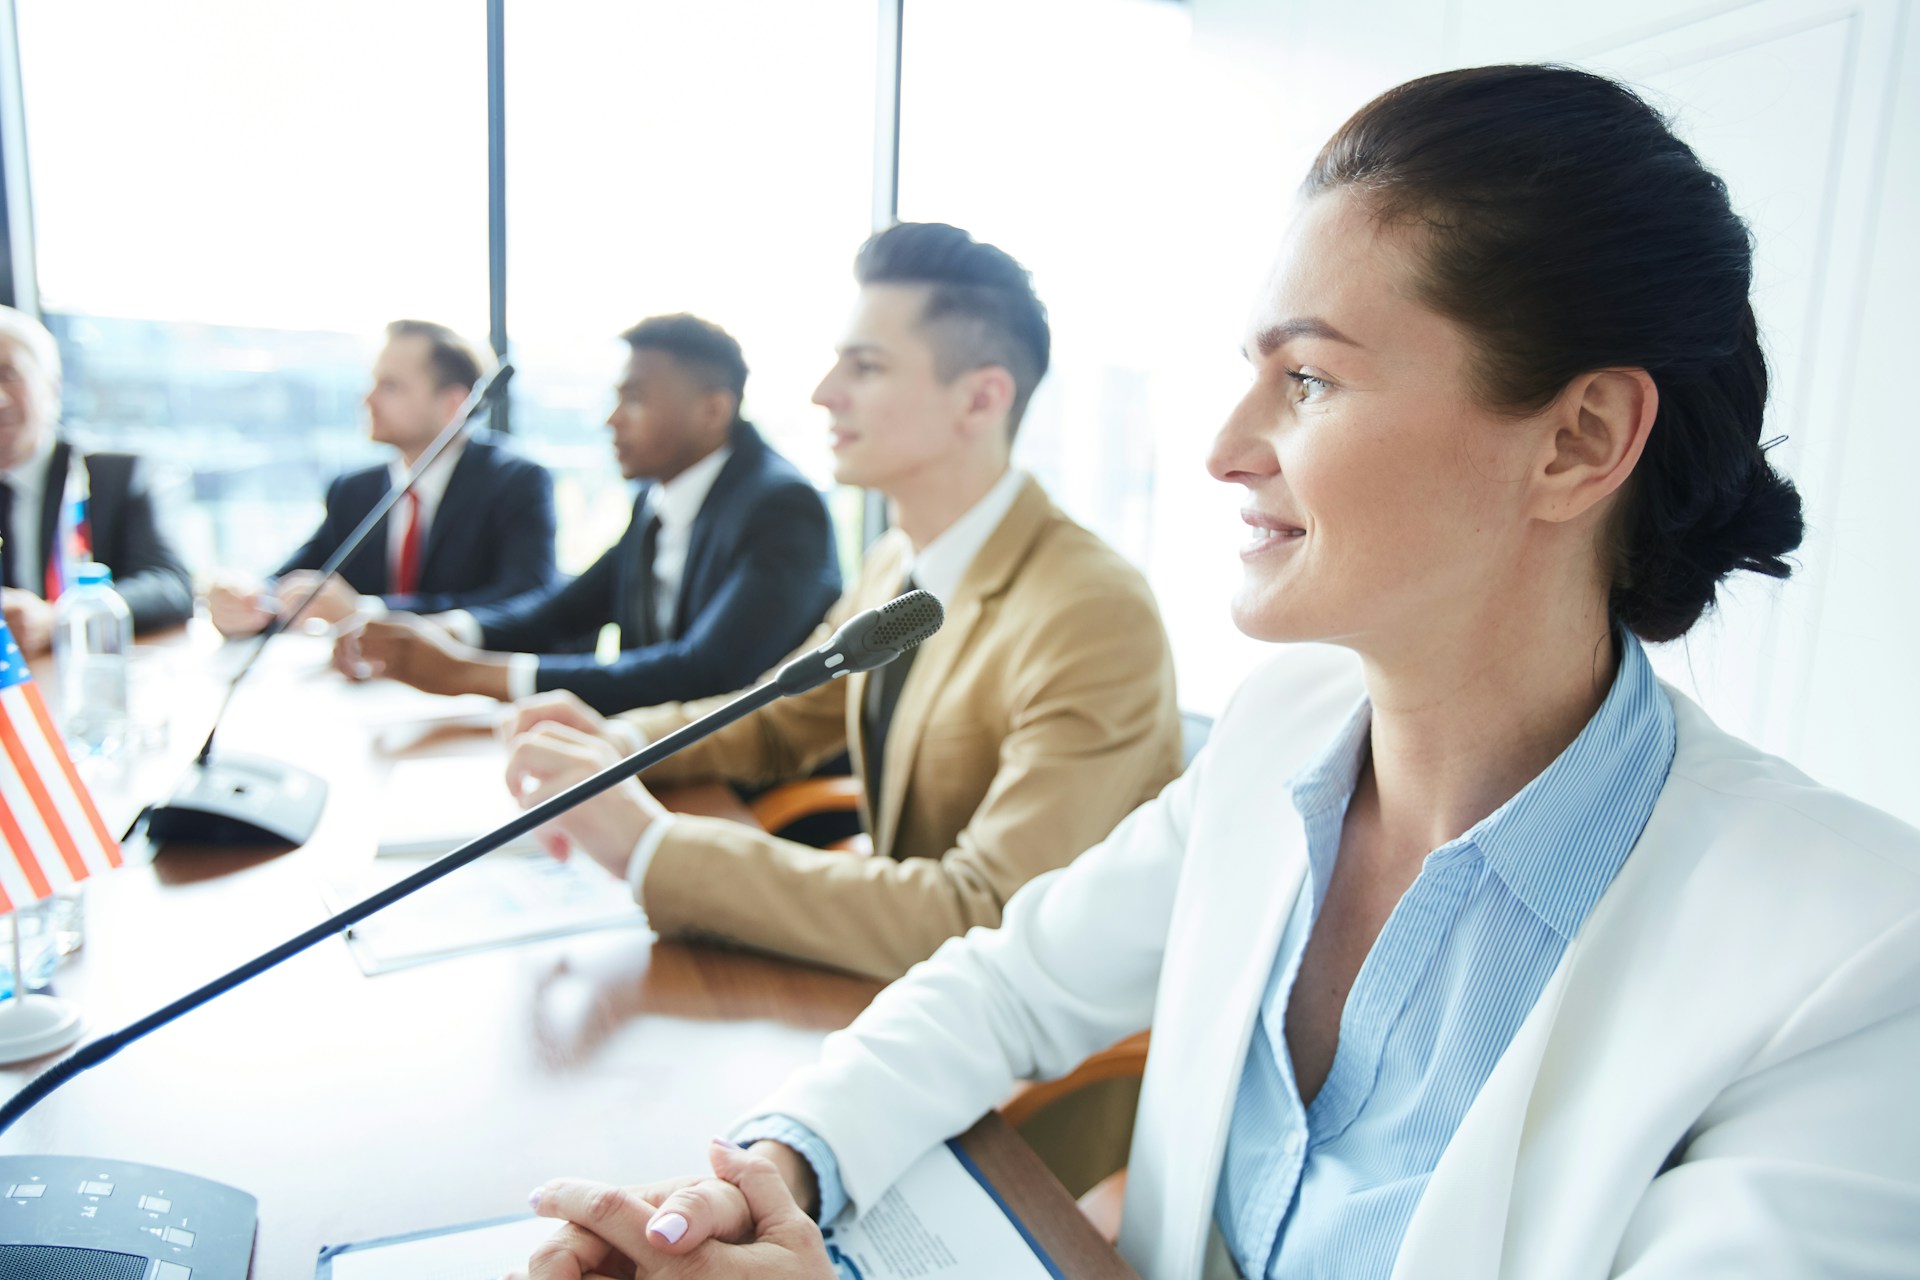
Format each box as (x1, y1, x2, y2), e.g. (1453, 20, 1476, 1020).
(853, 222, 1051, 438)
(384, 319, 490, 393)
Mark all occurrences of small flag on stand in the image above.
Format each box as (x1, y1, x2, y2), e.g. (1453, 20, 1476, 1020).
(43, 455, 93, 604)
(0, 617, 120, 914)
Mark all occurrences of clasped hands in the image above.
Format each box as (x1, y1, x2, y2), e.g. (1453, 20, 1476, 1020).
(495, 697, 827, 1277)
(510, 1139, 832, 1280)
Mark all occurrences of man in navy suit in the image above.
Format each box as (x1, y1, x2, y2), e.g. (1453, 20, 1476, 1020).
(336, 314, 841, 715)
(0, 305, 194, 654)
(206, 319, 557, 636)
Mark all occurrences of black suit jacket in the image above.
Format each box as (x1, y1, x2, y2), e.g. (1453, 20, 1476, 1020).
(470, 420, 842, 715)
(276, 434, 558, 613)
(33, 441, 194, 633)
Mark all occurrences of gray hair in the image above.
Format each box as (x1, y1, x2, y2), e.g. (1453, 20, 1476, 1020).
(0, 305, 61, 384)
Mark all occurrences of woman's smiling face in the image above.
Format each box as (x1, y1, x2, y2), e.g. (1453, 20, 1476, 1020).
(1210, 190, 1570, 654)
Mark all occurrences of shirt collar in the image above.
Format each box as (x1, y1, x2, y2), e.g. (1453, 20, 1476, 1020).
(902, 467, 1026, 602)
(1287, 631, 1676, 941)
(386, 434, 468, 507)
(646, 442, 733, 533)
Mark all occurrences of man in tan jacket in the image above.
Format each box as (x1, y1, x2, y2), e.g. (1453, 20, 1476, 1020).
(504, 223, 1180, 981)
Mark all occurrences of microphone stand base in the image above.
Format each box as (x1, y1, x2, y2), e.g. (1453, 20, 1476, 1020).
(0, 993, 84, 1065)
(145, 751, 329, 848)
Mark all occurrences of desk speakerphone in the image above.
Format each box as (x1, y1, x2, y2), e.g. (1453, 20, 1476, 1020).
(0, 1155, 255, 1279)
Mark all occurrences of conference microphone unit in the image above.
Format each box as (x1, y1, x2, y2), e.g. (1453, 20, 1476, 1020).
(141, 364, 515, 849)
(0, 588, 944, 1139)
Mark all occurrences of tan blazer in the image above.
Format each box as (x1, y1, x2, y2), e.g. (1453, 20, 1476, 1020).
(623, 475, 1182, 979)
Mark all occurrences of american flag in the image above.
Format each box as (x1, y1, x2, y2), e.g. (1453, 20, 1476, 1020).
(0, 617, 120, 913)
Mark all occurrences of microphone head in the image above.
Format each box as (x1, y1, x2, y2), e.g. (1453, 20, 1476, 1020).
(482, 363, 516, 400)
(772, 589, 945, 695)
(865, 588, 944, 657)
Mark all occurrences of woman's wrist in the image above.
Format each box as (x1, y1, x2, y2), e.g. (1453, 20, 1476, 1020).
(748, 1140, 821, 1219)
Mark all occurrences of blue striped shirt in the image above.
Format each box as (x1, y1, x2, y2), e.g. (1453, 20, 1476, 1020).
(1216, 632, 1675, 1277)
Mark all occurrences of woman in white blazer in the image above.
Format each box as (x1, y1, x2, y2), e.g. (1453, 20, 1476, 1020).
(513, 66, 1920, 1280)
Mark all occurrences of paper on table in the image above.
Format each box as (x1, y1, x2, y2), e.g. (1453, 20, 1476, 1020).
(320, 847, 647, 975)
(819, 1141, 1061, 1279)
(342, 681, 501, 733)
(320, 1214, 561, 1279)
(312, 1143, 1059, 1280)
(375, 756, 537, 856)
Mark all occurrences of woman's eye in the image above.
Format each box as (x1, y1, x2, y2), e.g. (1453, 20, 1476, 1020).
(1287, 369, 1330, 402)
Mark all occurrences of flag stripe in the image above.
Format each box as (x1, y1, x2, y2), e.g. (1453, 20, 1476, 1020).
(0, 771, 55, 903)
(0, 793, 37, 910)
(19, 683, 120, 867)
(0, 737, 60, 899)
(0, 690, 90, 881)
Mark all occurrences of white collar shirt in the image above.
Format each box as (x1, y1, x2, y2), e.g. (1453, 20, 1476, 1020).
(898, 466, 1026, 602)
(643, 442, 732, 637)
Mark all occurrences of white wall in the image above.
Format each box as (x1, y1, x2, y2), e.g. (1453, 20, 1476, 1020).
(1158, 0, 1919, 826)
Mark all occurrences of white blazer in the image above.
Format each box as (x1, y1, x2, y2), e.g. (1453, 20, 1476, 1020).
(749, 645, 1920, 1279)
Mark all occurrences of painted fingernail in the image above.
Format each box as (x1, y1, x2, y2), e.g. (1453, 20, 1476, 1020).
(649, 1211, 689, 1244)
(527, 1186, 545, 1210)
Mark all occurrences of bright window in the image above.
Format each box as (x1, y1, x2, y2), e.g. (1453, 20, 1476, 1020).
(17, 0, 488, 577)
(504, 1, 878, 572)
(898, 0, 1268, 709)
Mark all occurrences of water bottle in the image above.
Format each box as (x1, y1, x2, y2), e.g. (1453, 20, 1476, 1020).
(52, 562, 132, 756)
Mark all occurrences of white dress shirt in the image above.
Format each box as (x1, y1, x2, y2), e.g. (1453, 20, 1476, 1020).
(0, 431, 57, 592)
(623, 466, 1029, 906)
(644, 442, 733, 641)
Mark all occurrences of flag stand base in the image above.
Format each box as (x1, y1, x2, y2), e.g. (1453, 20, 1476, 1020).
(0, 993, 84, 1065)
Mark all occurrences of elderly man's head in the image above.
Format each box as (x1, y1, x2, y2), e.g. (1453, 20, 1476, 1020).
(0, 306, 62, 471)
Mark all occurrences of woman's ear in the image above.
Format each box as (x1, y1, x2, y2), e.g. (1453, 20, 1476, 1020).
(1531, 367, 1658, 524)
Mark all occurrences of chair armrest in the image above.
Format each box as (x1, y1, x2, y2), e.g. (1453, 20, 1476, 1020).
(747, 776, 865, 834)
(1000, 1031, 1151, 1128)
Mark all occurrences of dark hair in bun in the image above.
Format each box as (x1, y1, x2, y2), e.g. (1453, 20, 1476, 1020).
(1304, 64, 1803, 642)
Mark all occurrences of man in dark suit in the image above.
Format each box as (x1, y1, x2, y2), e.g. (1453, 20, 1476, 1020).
(207, 319, 557, 636)
(336, 314, 841, 715)
(0, 305, 194, 654)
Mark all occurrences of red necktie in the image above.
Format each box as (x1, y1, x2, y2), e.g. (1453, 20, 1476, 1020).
(394, 490, 423, 595)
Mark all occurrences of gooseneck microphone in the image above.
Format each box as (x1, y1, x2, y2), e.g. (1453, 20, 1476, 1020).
(141, 365, 515, 848)
(0, 590, 944, 1135)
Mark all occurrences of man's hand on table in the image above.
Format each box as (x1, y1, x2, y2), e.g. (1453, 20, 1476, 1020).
(511, 1139, 832, 1280)
(205, 575, 275, 637)
(273, 570, 363, 628)
(1, 587, 53, 655)
(504, 720, 667, 872)
(333, 612, 511, 698)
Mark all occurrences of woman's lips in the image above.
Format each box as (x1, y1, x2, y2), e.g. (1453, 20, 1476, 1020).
(1241, 509, 1306, 558)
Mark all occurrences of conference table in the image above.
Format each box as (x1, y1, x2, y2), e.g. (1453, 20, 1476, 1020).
(1, 621, 1131, 1278)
